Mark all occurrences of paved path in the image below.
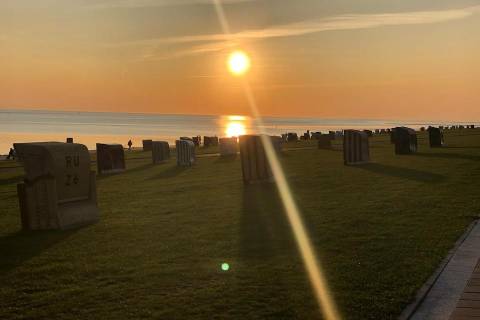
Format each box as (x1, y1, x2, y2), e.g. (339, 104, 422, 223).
(449, 259, 480, 319)
(407, 221, 480, 319)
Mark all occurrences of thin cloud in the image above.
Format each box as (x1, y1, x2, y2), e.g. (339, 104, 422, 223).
(135, 41, 237, 61)
(108, 4, 480, 58)
(159, 5, 480, 44)
(87, 0, 255, 9)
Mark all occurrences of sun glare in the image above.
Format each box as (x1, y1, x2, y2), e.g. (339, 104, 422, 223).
(228, 51, 250, 76)
(226, 122, 246, 137)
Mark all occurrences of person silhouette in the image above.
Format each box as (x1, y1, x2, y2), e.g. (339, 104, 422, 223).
(7, 148, 15, 160)
(128, 140, 133, 150)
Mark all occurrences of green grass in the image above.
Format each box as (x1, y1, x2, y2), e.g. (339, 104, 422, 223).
(1, 130, 480, 319)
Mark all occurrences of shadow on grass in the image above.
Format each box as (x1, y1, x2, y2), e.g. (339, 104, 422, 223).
(330, 145, 343, 152)
(355, 163, 446, 183)
(97, 163, 155, 180)
(125, 163, 155, 174)
(317, 147, 342, 152)
(96, 171, 124, 180)
(370, 144, 393, 149)
(415, 152, 480, 162)
(0, 192, 17, 198)
(148, 165, 188, 180)
(0, 175, 24, 186)
(443, 146, 480, 149)
(240, 183, 295, 259)
(238, 184, 315, 317)
(214, 155, 237, 163)
(0, 229, 79, 276)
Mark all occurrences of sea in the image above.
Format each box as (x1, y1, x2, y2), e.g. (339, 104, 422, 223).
(0, 109, 476, 153)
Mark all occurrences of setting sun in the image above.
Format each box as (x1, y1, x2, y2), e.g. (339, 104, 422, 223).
(227, 51, 251, 76)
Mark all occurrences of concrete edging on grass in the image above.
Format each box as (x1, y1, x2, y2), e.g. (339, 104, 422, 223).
(398, 219, 479, 320)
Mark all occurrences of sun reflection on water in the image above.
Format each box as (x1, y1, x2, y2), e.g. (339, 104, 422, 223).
(224, 115, 248, 137)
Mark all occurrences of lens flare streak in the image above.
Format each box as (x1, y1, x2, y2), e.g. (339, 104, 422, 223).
(212, 1, 341, 319)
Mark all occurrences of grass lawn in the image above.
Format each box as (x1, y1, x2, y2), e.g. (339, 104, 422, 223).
(1, 130, 480, 319)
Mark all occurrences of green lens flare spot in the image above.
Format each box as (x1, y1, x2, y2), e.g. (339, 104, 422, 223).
(221, 263, 230, 271)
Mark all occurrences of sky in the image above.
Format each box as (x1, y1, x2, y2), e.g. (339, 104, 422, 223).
(1, 0, 479, 120)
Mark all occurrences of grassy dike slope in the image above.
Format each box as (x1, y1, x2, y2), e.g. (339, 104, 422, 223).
(1, 130, 480, 319)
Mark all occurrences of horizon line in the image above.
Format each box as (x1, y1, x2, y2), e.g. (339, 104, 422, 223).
(0, 107, 479, 124)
